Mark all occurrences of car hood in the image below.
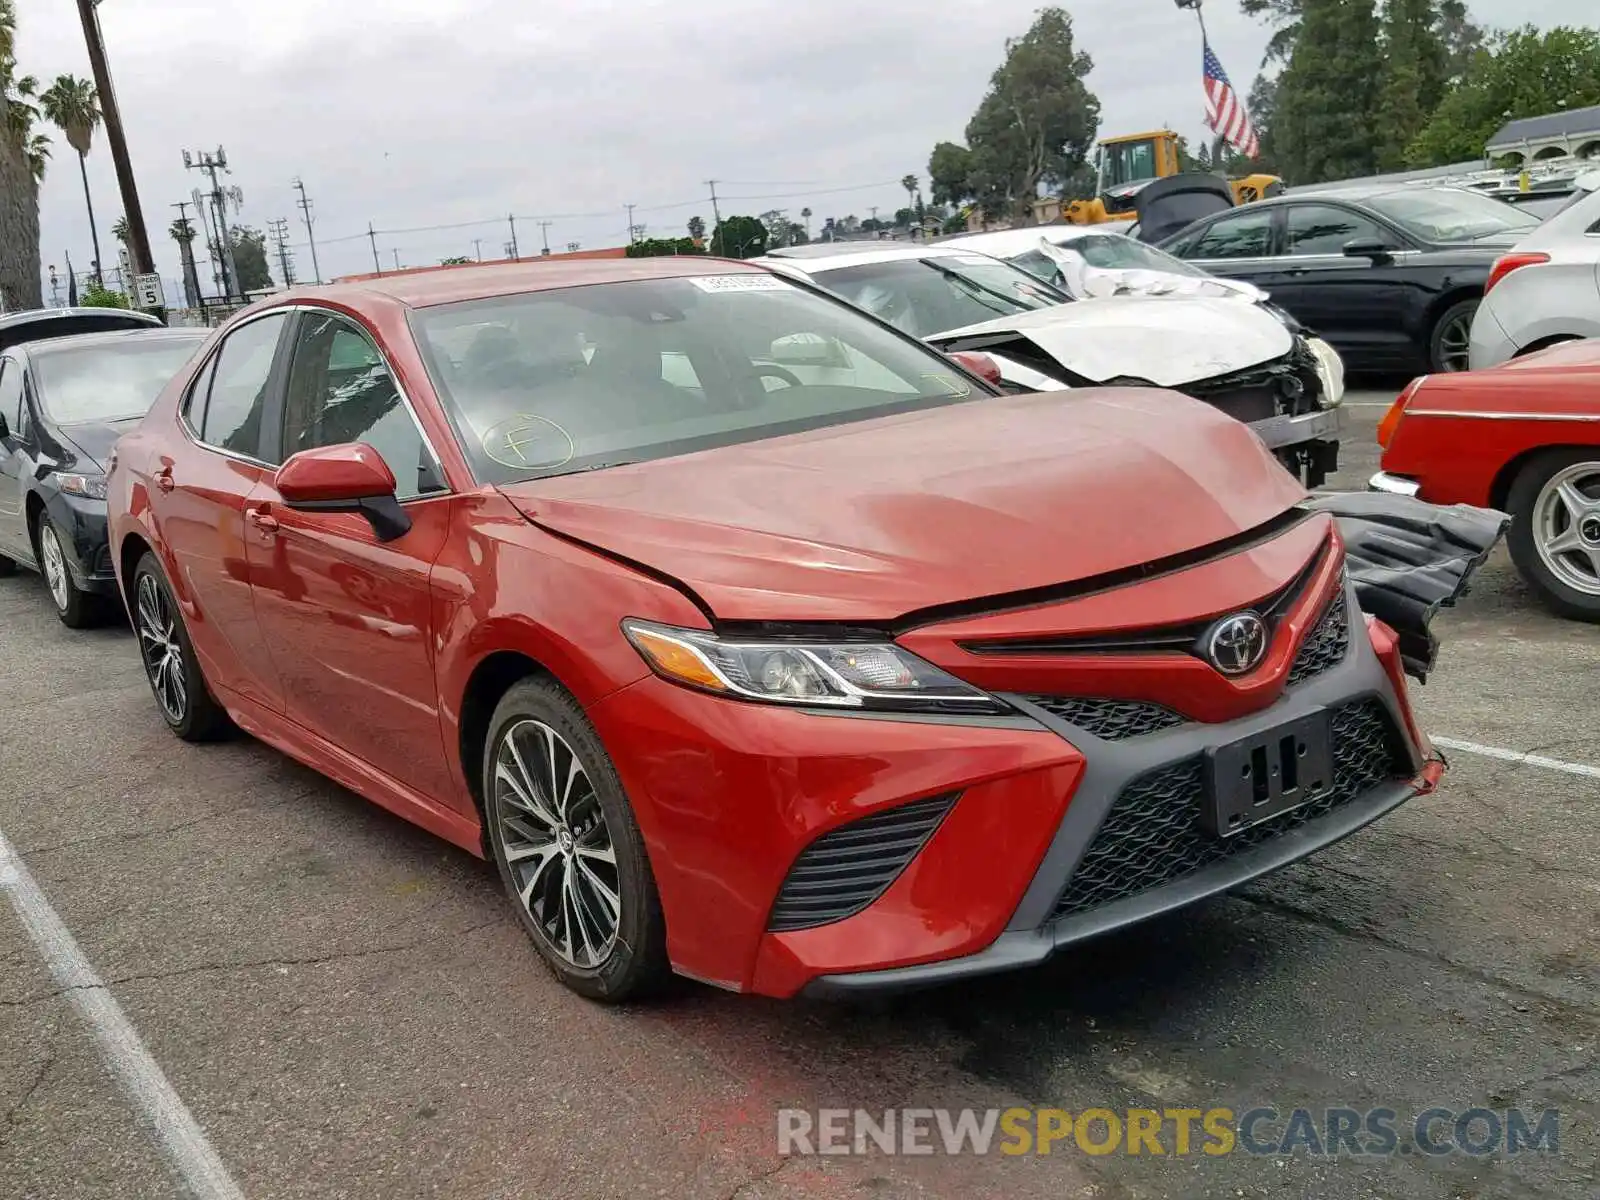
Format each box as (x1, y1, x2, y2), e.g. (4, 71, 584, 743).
(926, 295, 1295, 387)
(499, 388, 1307, 623)
(55, 416, 141, 471)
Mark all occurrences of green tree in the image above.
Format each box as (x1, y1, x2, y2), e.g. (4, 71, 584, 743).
(928, 141, 975, 206)
(1240, 0, 1304, 66)
(1374, 0, 1448, 170)
(439, 255, 471, 265)
(1, 0, 48, 310)
(229, 225, 273, 291)
(38, 74, 103, 283)
(687, 214, 706, 241)
(799, 207, 812, 239)
(929, 8, 1100, 225)
(112, 214, 129, 244)
(900, 174, 918, 212)
(624, 236, 705, 258)
(1437, 0, 1485, 84)
(1273, 0, 1381, 184)
(169, 217, 196, 246)
(1408, 26, 1600, 166)
(80, 281, 129, 308)
(709, 215, 768, 258)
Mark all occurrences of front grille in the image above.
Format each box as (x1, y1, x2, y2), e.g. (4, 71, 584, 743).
(1022, 696, 1187, 741)
(767, 794, 957, 932)
(1047, 699, 1406, 922)
(1287, 591, 1350, 686)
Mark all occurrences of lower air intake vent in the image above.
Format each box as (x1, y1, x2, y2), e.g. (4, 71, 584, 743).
(767, 794, 957, 932)
(1048, 699, 1405, 922)
(1023, 696, 1187, 740)
(1288, 590, 1350, 686)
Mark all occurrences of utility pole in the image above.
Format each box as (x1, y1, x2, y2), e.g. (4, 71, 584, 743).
(706, 180, 722, 229)
(391, 248, 401, 272)
(625, 204, 636, 244)
(291, 177, 322, 283)
(473, 239, 483, 262)
(183, 148, 237, 301)
(76, 0, 161, 316)
(538, 221, 552, 256)
(367, 222, 382, 275)
(267, 218, 296, 288)
(171, 201, 201, 308)
(508, 215, 520, 260)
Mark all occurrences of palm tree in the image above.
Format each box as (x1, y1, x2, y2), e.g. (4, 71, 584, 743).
(901, 174, 918, 213)
(169, 216, 195, 245)
(39, 74, 103, 284)
(1, 0, 48, 309)
(112, 215, 128, 244)
(800, 207, 812, 239)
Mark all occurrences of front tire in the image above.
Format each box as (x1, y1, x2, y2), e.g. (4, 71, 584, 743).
(34, 515, 106, 629)
(483, 676, 669, 1002)
(1428, 298, 1478, 373)
(131, 552, 234, 740)
(1506, 449, 1600, 622)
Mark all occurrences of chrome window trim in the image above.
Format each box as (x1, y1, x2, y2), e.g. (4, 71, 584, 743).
(286, 303, 453, 500)
(1407, 409, 1600, 422)
(177, 309, 288, 470)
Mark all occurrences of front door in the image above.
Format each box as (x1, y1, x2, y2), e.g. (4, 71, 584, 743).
(0, 357, 34, 563)
(244, 310, 459, 807)
(1170, 205, 1286, 293)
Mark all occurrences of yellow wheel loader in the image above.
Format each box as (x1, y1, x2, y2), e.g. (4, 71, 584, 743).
(1062, 130, 1281, 225)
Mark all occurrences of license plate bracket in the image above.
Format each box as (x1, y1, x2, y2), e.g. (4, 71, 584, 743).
(1203, 711, 1333, 838)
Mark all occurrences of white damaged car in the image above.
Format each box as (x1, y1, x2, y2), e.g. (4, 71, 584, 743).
(760, 242, 1346, 486)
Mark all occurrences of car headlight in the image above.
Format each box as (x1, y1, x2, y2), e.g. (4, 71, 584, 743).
(56, 472, 108, 500)
(622, 619, 1007, 714)
(1305, 336, 1345, 409)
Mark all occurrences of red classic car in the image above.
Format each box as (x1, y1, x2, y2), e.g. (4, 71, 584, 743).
(1373, 338, 1600, 620)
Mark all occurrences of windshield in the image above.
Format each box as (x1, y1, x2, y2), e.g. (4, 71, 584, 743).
(411, 274, 994, 485)
(33, 337, 204, 424)
(1365, 188, 1541, 242)
(1008, 234, 1209, 284)
(1102, 140, 1159, 190)
(810, 256, 1065, 337)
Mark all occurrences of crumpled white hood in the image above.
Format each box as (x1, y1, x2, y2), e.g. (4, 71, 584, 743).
(1042, 240, 1270, 304)
(928, 293, 1296, 388)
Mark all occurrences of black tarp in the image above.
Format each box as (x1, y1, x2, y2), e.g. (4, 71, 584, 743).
(1302, 492, 1511, 681)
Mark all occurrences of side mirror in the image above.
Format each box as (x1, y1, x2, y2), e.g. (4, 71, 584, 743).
(274, 442, 411, 542)
(1343, 238, 1393, 261)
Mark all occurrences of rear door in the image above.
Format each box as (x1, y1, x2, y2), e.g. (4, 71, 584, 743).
(1166, 205, 1286, 292)
(153, 311, 292, 712)
(0, 357, 30, 559)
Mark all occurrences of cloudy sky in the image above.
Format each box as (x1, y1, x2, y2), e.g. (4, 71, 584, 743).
(12, 0, 1593, 300)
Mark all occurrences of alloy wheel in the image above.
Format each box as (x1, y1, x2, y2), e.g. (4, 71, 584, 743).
(1534, 462, 1600, 596)
(493, 718, 621, 969)
(135, 573, 188, 722)
(1437, 312, 1472, 372)
(38, 525, 69, 612)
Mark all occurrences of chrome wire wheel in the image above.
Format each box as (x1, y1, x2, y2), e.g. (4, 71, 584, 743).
(136, 572, 188, 722)
(1534, 461, 1600, 597)
(493, 718, 621, 969)
(38, 524, 69, 612)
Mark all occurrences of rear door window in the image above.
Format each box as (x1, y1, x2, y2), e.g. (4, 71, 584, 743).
(199, 313, 288, 459)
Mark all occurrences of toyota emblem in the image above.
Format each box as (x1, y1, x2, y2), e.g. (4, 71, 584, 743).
(1203, 612, 1269, 676)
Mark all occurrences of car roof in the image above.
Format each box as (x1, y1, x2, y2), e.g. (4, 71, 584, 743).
(300, 256, 773, 310)
(19, 327, 207, 359)
(0, 306, 162, 332)
(936, 226, 1117, 256)
(750, 244, 983, 274)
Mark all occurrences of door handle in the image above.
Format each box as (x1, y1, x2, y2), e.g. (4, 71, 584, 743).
(246, 506, 280, 532)
(155, 465, 175, 492)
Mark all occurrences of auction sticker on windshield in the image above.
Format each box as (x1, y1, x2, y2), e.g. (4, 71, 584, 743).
(689, 274, 792, 293)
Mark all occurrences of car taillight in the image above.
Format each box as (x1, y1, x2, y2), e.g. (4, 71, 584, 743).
(947, 350, 1003, 386)
(1377, 377, 1424, 449)
(1485, 251, 1550, 295)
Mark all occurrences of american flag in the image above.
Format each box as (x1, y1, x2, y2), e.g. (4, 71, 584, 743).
(1203, 39, 1259, 160)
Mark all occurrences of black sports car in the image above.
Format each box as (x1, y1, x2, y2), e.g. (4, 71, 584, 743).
(0, 327, 207, 626)
(1146, 181, 1542, 374)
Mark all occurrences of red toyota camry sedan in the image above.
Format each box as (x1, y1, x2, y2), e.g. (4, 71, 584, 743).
(106, 258, 1443, 1001)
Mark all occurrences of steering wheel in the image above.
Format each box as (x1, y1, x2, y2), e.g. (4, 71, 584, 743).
(753, 364, 803, 389)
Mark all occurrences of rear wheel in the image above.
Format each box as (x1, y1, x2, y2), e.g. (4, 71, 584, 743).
(132, 552, 234, 740)
(1428, 299, 1478, 373)
(483, 676, 669, 1002)
(1506, 449, 1600, 622)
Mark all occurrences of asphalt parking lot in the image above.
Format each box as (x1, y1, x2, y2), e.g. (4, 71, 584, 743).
(2, 393, 1596, 1200)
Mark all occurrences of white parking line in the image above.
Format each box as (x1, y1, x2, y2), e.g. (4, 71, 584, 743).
(0, 830, 245, 1200)
(1432, 736, 1600, 780)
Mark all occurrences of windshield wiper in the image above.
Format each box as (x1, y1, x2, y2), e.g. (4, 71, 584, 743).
(917, 258, 1036, 317)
